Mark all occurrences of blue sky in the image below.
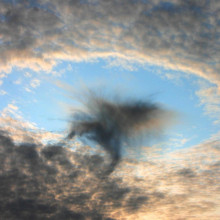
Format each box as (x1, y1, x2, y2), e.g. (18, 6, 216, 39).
(0, 59, 217, 150)
(0, 0, 220, 219)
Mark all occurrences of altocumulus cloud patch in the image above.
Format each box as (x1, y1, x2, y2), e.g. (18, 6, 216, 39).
(0, 130, 153, 220)
(0, 0, 219, 90)
(0, 128, 220, 219)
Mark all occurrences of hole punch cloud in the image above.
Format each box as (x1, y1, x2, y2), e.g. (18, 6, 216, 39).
(67, 91, 175, 173)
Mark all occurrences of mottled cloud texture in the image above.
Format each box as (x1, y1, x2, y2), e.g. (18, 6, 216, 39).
(0, 127, 219, 219)
(0, 98, 219, 219)
(0, 0, 219, 88)
(1, 1, 220, 219)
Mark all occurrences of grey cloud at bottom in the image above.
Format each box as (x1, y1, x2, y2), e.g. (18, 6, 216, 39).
(0, 131, 150, 220)
(0, 130, 219, 219)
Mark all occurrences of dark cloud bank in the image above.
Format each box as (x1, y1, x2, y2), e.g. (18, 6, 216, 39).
(1, 131, 220, 220)
(1, 126, 168, 220)
(0, 94, 169, 220)
(0, 94, 219, 219)
(0, 130, 146, 220)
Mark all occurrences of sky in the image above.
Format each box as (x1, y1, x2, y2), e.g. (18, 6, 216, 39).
(0, 0, 220, 219)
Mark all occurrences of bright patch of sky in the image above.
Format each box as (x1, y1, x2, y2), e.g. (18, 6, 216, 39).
(1, 59, 217, 151)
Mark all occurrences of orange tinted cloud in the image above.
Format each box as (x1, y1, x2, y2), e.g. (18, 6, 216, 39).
(0, 122, 219, 219)
(0, 0, 219, 90)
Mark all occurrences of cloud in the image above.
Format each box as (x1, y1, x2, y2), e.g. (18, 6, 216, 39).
(30, 78, 41, 88)
(196, 81, 220, 124)
(24, 72, 32, 78)
(1, 95, 217, 219)
(0, 103, 62, 144)
(0, 89, 7, 95)
(0, 128, 219, 219)
(67, 90, 174, 173)
(0, 97, 218, 219)
(0, 0, 219, 89)
(13, 78, 22, 85)
(0, 130, 153, 220)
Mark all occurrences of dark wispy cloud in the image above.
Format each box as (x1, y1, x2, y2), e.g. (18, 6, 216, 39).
(67, 91, 172, 173)
(0, 0, 219, 88)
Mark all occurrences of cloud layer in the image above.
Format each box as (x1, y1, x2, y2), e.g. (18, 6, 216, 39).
(0, 0, 219, 88)
(0, 127, 219, 219)
(0, 2, 220, 218)
(0, 103, 219, 219)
